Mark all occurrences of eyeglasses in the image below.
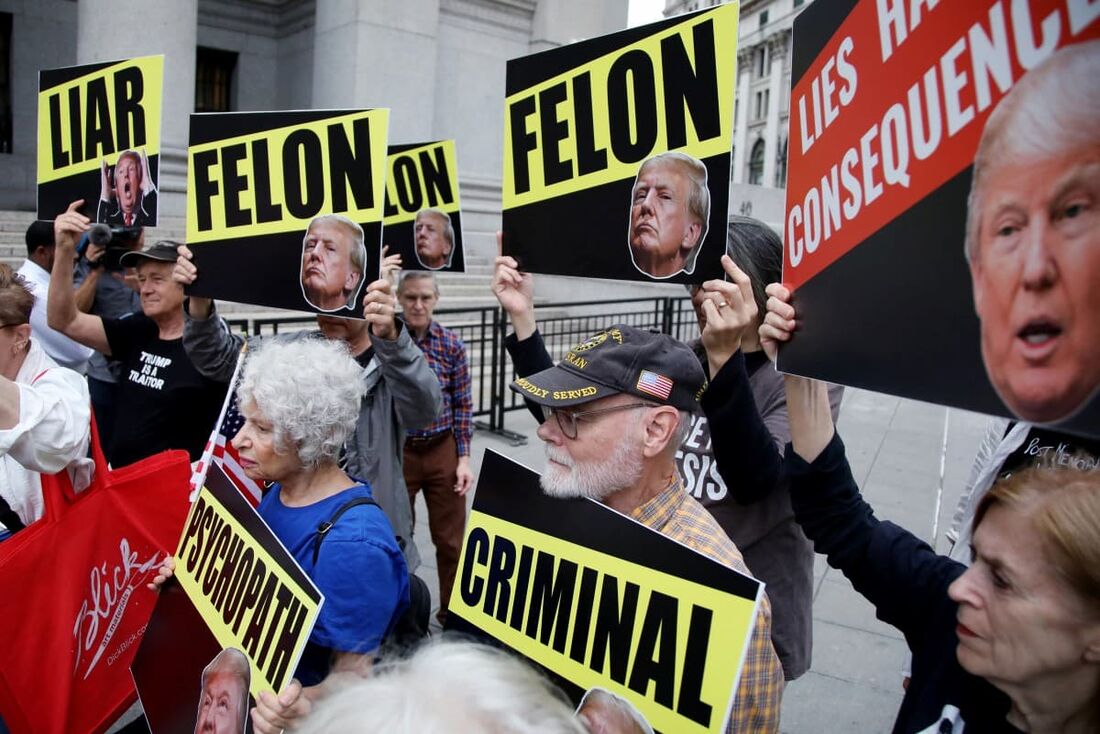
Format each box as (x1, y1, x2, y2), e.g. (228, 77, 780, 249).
(542, 402, 654, 440)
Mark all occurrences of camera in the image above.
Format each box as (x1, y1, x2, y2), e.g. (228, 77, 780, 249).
(79, 223, 142, 271)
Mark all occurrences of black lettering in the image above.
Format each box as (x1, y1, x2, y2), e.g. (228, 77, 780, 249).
(508, 96, 538, 194)
(182, 499, 208, 573)
(509, 544, 535, 632)
(192, 149, 220, 232)
(223, 547, 255, 627)
(627, 591, 677, 708)
(418, 146, 453, 207)
(68, 86, 84, 165)
(283, 129, 323, 219)
(266, 595, 305, 685)
(49, 94, 69, 169)
(525, 553, 577, 653)
(210, 534, 244, 611)
(607, 51, 657, 163)
(568, 566, 600, 664)
(195, 513, 225, 585)
(232, 556, 267, 635)
(251, 139, 283, 223)
(221, 143, 250, 228)
(255, 584, 293, 672)
(661, 21, 720, 149)
(590, 577, 640, 684)
(676, 604, 714, 726)
(459, 527, 489, 607)
(483, 535, 516, 623)
(83, 77, 114, 161)
(328, 117, 374, 213)
(112, 65, 146, 149)
(572, 73, 608, 175)
(201, 524, 232, 596)
(241, 573, 279, 660)
(393, 157, 423, 213)
(539, 81, 572, 186)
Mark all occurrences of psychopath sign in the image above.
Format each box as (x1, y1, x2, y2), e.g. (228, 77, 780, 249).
(778, 0, 1100, 439)
(382, 140, 465, 272)
(132, 464, 322, 733)
(447, 450, 763, 734)
(38, 55, 163, 224)
(501, 4, 739, 283)
(184, 109, 389, 317)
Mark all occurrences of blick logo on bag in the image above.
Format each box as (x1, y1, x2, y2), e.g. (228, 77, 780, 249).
(72, 538, 162, 679)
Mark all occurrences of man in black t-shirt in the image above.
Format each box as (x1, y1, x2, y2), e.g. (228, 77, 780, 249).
(47, 201, 225, 467)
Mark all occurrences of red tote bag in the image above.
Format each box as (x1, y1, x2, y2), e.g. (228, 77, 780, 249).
(0, 420, 193, 734)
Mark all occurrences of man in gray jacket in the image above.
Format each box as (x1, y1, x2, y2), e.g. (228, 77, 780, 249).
(173, 245, 442, 572)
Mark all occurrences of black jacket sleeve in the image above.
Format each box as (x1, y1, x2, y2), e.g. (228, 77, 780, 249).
(504, 329, 553, 423)
(786, 432, 965, 651)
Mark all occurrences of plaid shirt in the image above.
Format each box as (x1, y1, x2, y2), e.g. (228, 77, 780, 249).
(631, 478, 784, 733)
(408, 321, 473, 456)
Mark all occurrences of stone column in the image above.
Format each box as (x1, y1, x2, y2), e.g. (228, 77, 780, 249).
(77, 0, 197, 219)
(762, 31, 788, 188)
(732, 48, 752, 184)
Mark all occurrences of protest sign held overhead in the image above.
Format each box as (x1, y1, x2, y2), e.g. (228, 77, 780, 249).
(446, 450, 763, 734)
(132, 465, 322, 733)
(382, 140, 465, 272)
(38, 55, 163, 225)
(501, 4, 738, 283)
(185, 109, 389, 317)
(778, 1, 1100, 439)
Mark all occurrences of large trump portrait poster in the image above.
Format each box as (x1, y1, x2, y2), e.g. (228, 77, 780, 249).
(383, 140, 465, 273)
(184, 109, 389, 318)
(446, 450, 763, 734)
(37, 55, 163, 225)
(501, 4, 739, 284)
(778, 1, 1100, 438)
(132, 465, 322, 734)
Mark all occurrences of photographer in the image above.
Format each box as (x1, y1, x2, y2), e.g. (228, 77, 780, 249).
(72, 221, 142, 459)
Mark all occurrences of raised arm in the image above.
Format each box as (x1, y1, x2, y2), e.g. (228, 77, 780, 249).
(175, 244, 243, 383)
(47, 201, 110, 355)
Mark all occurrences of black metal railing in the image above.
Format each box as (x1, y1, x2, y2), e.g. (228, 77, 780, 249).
(221, 296, 699, 442)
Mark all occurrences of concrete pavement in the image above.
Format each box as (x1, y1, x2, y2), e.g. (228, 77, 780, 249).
(411, 387, 993, 732)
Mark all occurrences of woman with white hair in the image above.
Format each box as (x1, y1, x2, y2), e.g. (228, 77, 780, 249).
(156, 338, 409, 734)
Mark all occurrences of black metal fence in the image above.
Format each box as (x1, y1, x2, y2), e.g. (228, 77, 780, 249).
(224, 296, 699, 441)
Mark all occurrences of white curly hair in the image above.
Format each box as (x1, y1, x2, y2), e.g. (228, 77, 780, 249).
(237, 337, 366, 469)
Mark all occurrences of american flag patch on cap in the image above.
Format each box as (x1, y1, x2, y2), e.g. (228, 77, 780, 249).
(636, 369, 673, 400)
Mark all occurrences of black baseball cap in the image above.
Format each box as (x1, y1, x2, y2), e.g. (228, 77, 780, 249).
(510, 324, 706, 411)
(118, 241, 181, 267)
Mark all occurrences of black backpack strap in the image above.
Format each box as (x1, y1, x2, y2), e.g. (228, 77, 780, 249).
(0, 495, 25, 535)
(313, 497, 380, 566)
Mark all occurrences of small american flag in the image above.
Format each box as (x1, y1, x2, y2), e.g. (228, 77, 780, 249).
(190, 347, 263, 506)
(636, 369, 673, 400)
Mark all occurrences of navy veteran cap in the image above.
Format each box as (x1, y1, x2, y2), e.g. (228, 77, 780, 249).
(510, 324, 706, 411)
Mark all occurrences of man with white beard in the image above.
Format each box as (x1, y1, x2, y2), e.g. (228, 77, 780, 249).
(508, 324, 783, 733)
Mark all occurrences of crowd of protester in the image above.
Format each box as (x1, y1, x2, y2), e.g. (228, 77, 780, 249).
(0, 198, 1096, 734)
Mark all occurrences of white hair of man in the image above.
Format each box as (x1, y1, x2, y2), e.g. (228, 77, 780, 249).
(964, 40, 1100, 263)
(295, 639, 586, 734)
(397, 270, 439, 297)
(237, 338, 366, 469)
(305, 214, 369, 308)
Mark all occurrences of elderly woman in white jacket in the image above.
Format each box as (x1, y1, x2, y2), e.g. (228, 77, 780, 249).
(0, 264, 91, 540)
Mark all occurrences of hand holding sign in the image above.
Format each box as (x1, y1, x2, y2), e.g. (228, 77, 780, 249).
(173, 244, 214, 320)
(759, 282, 796, 364)
(491, 232, 536, 340)
(53, 200, 91, 255)
(252, 681, 311, 734)
(698, 255, 758, 376)
(362, 279, 398, 341)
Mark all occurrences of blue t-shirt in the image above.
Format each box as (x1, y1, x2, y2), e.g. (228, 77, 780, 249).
(258, 482, 409, 686)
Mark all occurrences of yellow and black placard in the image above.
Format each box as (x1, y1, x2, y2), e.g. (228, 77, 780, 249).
(132, 463, 322, 733)
(382, 140, 465, 273)
(501, 4, 738, 284)
(446, 450, 762, 734)
(37, 55, 163, 224)
(184, 109, 389, 318)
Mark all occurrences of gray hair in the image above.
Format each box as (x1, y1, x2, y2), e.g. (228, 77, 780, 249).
(237, 338, 366, 469)
(305, 214, 369, 308)
(639, 152, 711, 271)
(296, 639, 586, 734)
(965, 40, 1100, 264)
(397, 270, 439, 297)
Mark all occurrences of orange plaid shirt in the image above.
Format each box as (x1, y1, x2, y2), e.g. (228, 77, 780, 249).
(630, 478, 784, 733)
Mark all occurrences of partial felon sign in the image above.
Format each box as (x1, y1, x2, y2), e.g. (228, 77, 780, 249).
(37, 55, 163, 224)
(501, 4, 738, 283)
(132, 465, 322, 732)
(382, 140, 465, 272)
(777, 0, 1100, 439)
(184, 109, 389, 317)
(447, 451, 762, 734)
